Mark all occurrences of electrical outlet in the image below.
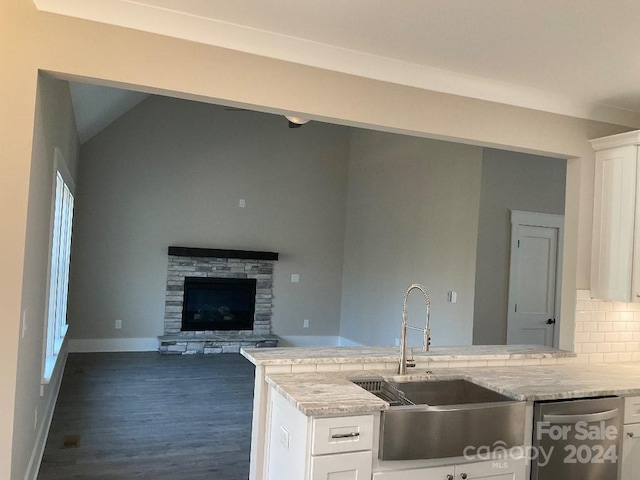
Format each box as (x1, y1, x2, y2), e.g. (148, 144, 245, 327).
(239, 199, 246, 208)
(447, 291, 457, 303)
(115, 319, 122, 329)
(303, 319, 309, 329)
(291, 274, 300, 283)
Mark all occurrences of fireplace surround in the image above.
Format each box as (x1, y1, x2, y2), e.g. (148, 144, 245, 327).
(158, 247, 279, 354)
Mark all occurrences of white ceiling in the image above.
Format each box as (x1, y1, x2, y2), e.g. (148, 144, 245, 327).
(38, 0, 640, 128)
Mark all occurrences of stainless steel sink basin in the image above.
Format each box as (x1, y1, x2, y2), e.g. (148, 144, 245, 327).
(386, 378, 515, 406)
(351, 377, 525, 461)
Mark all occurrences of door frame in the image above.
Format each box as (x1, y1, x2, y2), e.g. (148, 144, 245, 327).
(507, 210, 565, 348)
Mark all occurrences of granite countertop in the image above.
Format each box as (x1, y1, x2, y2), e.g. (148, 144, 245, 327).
(266, 362, 640, 416)
(242, 345, 574, 366)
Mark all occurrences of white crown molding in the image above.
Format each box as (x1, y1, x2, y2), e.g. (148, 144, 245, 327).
(35, 0, 640, 128)
(589, 130, 640, 151)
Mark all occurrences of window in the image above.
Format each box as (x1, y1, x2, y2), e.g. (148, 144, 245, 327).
(43, 148, 74, 383)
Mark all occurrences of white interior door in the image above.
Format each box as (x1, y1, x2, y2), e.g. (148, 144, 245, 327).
(507, 211, 563, 347)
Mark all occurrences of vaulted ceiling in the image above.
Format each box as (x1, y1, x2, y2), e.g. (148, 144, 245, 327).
(38, 0, 640, 133)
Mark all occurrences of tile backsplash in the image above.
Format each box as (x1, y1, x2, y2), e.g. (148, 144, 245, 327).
(574, 289, 640, 363)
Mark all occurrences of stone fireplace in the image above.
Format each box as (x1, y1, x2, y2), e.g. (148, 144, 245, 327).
(158, 247, 280, 354)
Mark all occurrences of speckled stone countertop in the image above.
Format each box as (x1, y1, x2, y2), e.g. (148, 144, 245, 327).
(266, 362, 640, 416)
(242, 345, 574, 366)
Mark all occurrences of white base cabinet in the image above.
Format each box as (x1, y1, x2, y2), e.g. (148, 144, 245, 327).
(265, 385, 526, 480)
(621, 396, 640, 480)
(265, 387, 375, 480)
(372, 457, 525, 480)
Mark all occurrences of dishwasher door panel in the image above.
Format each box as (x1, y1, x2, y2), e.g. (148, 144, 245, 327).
(532, 396, 623, 480)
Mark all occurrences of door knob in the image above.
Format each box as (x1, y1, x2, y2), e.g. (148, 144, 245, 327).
(460, 474, 468, 479)
(446, 475, 454, 480)
(546, 318, 556, 325)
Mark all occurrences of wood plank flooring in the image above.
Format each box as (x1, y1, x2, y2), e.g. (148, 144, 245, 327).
(38, 352, 255, 480)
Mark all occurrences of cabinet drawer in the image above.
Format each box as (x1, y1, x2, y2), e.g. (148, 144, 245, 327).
(311, 414, 374, 455)
(311, 451, 372, 480)
(624, 396, 640, 424)
(372, 465, 452, 479)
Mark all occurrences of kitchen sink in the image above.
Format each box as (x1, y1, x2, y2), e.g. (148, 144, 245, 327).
(351, 377, 526, 461)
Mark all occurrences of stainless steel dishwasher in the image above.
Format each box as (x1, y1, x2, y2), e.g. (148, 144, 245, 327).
(532, 396, 623, 480)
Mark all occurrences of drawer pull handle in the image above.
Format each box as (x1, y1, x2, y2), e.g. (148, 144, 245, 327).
(542, 408, 619, 424)
(331, 432, 360, 439)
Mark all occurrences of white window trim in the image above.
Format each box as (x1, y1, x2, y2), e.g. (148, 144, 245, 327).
(42, 147, 75, 384)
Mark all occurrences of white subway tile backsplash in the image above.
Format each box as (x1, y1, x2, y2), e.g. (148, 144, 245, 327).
(627, 342, 640, 352)
(620, 312, 634, 322)
(613, 322, 628, 332)
(614, 302, 628, 311)
(597, 321, 613, 332)
(604, 332, 619, 342)
(612, 342, 627, 353)
(574, 290, 640, 363)
(603, 353, 620, 362)
(574, 332, 590, 343)
(620, 332, 634, 342)
(605, 311, 620, 322)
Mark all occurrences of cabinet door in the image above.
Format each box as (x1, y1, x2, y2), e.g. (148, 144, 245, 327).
(621, 424, 640, 480)
(310, 451, 372, 480)
(457, 457, 525, 480)
(591, 145, 638, 301)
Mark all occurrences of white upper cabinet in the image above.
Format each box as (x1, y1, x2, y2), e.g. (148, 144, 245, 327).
(590, 131, 640, 302)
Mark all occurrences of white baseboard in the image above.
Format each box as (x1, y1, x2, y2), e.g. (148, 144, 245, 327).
(25, 349, 68, 480)
(68, 337, 159, 352)
(337, 336, 364, 347)
(69, 336, 363, 351)
(277, 335, 363, 347)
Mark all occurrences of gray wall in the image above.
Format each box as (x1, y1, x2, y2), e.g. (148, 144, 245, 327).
(68, 95, 567, 348)
(68, 96, 351, 340)
(13, 74, 79, 478)
(339, 130, 483, 346)
(472, 148, 567, 344)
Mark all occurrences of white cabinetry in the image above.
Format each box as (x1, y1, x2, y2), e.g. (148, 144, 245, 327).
(372, 457, 525, 480)
(266, 387, 375, 480)
(621, 396, 640, 480)
(590, 131, 640, 302)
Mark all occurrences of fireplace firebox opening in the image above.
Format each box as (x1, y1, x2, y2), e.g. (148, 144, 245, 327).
(182, 277, 257, 331)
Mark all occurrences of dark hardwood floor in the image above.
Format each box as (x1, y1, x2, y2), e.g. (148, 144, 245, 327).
(38, 352, 255, 480)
